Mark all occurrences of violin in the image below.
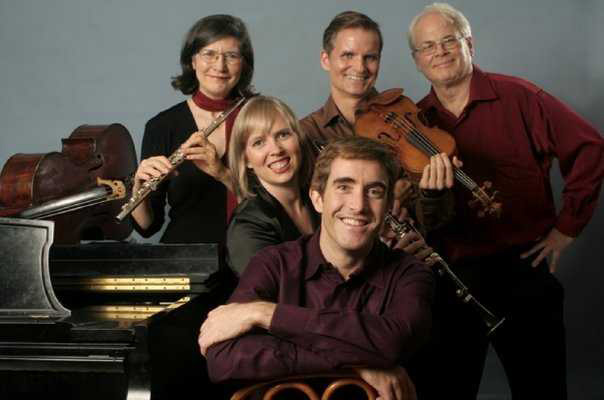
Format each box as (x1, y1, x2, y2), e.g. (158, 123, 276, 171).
(355, 88, 501, 218)
(0, 124, 137, 243)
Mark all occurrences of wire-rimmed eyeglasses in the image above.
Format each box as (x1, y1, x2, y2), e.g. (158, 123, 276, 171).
(198, 50, 242, 65)
(414, 35, 466, 56)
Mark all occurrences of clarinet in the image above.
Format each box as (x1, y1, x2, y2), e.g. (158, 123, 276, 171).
(384, 213, 505, 336)
(115, 95, 248, 222)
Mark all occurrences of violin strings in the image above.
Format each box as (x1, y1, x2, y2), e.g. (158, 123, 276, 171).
(386, 112, 477, 190)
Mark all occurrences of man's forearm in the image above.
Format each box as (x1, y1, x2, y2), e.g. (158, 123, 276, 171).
(250, 301, 277, 330)
(206, 332, 334, 383)
(267, 267, 434, 366)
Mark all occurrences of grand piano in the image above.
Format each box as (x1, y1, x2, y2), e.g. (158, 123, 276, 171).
(0, 217, 228, 399)
(0, 125, 230, 399)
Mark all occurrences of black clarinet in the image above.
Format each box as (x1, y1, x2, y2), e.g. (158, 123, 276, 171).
(384, 214, 505, 336)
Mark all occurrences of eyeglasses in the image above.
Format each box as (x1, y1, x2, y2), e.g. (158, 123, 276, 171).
(198, 49, 243, 65)
(414, 35, 466, 56)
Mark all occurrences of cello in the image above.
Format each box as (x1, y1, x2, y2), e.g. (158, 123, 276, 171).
(0, 124, 137, 243)
(355, 88, 501, 218)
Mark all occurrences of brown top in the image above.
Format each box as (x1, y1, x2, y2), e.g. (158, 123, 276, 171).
(299, 92, 455, 233)
(299, 91, 377, 147)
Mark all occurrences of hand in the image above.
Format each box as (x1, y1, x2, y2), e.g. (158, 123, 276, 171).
(380, 210, 437, 267)
(198, 302, 276, 356)
(380, 206, 412, 248)
(520, 228, 574, 272)
(181, 131, 228, 180)
(389, 229, 435, 265)
(391, 178, 414, 214)
(133, 155, 175, 192)
(419, 153, 462, 191)
(356, 366, 417, 400)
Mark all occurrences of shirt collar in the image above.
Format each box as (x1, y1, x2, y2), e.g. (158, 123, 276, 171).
(468, 65, 498, 103)
(421, 64, 498, 113)
(319, 88, 380, 128)
(304, 229, 387, 289)
(320, 95, 343, 128)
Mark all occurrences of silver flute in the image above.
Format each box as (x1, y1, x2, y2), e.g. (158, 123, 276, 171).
(116, 95, 247, 221)
(384, 213, 505, 336)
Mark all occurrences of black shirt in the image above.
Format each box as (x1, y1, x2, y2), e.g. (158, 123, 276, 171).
(133, 101, 227, 243)
(226, 182, 319, 275)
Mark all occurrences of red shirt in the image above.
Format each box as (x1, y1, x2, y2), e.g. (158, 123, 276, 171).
(205, 231, 434, 382)
(418, 66, 604, 262)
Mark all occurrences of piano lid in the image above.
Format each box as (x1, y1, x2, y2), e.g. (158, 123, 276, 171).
(0, 217, 70, 321)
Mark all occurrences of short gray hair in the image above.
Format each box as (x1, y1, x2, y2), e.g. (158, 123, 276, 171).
(407, 3, 472, 51)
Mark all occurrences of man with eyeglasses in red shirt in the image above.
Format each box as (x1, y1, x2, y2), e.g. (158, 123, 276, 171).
(406, 3, 604, 399)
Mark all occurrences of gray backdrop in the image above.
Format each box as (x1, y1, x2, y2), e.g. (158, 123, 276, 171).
(0, 1, 602, 398)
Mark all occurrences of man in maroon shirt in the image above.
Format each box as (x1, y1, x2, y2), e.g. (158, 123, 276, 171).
(199, 137, 434, 400)
(406, 3, 604, 399)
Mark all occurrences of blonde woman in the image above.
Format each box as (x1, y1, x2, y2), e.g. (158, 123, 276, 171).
(227, 96, 318, 275)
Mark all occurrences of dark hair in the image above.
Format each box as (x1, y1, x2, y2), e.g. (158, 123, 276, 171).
(310, 137, 400, 202)
(322, 11, 383, 54)
(171, 14, 254, 96)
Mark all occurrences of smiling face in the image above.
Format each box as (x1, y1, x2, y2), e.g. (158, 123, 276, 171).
(191, 36, 243, 99)
(244, 115, 301, 192)
(320, 28, 381, 101)
(412, 12, 474, 88)
(310, 157, 389, 260)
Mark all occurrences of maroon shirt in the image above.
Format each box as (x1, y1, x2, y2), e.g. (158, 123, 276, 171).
(205, 231, 434, 382)
(419, 66, 604, 262)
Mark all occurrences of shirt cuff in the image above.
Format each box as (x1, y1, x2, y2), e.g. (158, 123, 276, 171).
(554, 214, 583, 238)
(269, 303, 312, 339)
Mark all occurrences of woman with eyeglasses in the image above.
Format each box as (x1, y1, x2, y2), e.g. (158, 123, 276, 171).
(125, 15, 255, 399)
(131, 14, 254, 244)
(226, 96, 319, 275)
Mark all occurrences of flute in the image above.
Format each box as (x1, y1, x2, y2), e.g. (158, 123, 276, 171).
(116, 95, 247, 222)
(384, 213, 505, 336)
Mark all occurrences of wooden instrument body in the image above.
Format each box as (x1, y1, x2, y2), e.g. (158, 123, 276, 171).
(355, 88, 501, 218)
(0, 124, 137, 243)
(355, 88, 457, 181)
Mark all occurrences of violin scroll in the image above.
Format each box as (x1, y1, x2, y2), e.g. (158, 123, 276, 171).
(468, 181, 501, 218)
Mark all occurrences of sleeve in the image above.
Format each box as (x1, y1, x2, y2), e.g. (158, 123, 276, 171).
(395, 173, 455, 234)
(206, 248, 434, 382)
(206, 333, 334, 382)
(226, 209, 283, 275)
(416, 189, 455, 234)
(205, 251, 335, 382)
(130, 117, 169, 238)
(268, 259, 434, 367)
(528, 90, 604, 236)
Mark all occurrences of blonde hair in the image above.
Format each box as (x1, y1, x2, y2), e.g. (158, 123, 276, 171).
(407, 3, 472, 51)
(229, 96, 315, 200)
